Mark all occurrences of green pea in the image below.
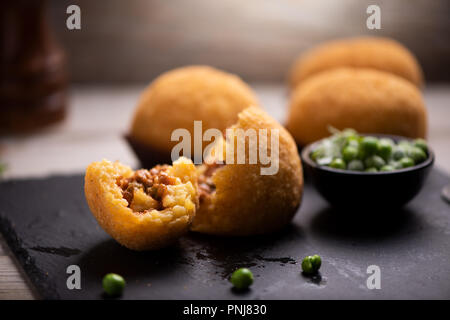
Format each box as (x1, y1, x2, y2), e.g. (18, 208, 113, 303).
(311, 150, 321, 161)
(103, 273, 125, 296)
(398, 142, 413, 153)
(230, 268, 253, 290)
(311, 146, 327, 161)
(347, 159, 364, 171)
(346, 139, 360, 151)
(364, 155, 385, 170)
(356, 148, 366, 160)
(392, 146, 406, 161)
(310, 254, 322, 270)
(365, 167, 378, 173)
(302, 255, 322, 274)
(361, 136, 378, 155)
(301, 257, 313, 274)
(413, 139, 428, 153)
(376, 139, 393, 160)
(342, 146, 359, 162)
(399, 157, 414, 168)
(380, 165, 394, 172)
(329, 158, 346, 169)
(407, 147, 427, 164)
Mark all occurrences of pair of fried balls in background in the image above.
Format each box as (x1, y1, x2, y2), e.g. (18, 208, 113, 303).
(286, 37, 427, 146)
(85, 107, 304, 250)
(288, 37, 424, 89)
(128, 65, 259, 166)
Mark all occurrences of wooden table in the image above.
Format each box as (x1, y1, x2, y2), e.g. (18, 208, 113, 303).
(0, 84, 449, 299)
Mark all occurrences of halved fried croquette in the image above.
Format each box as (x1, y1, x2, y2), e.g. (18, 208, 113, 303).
(289, 37, 423, 89)
(191, 107, 303, 236)
(287, 68, 427, 146)
(84, 157, 198, 250)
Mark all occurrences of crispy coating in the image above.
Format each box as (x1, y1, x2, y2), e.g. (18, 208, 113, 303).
(84, 157, 198, 250)
(130, 65, 259, 156)
(191, 107, 303, 236)
(286, 68, 427, 146)
(289, 37, 423, 89)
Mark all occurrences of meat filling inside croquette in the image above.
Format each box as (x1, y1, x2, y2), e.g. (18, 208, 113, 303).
(198, 163, 224, 203)
(116, 165, 177, 212)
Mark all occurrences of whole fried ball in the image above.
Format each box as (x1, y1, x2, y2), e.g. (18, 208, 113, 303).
(191, 107, 303, 236)
(129, 66, 259, 165)
(288, 37, 423, 89)
(286, 68, 427, 146)
(84, 157, 198, 251)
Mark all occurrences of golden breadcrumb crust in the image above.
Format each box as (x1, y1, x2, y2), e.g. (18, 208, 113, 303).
(289, 37, 423, 89)
(191, 107, 303, 236)
(84, 157, 197, 250)
(130, 65, 259, 155)
(286, 68, 427, 146)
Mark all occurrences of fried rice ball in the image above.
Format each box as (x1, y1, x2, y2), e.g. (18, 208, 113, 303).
(286, 68, 427, 146)
(129, 66, 259, 166)
(84, 157, 198, 250)
(191, 107, 303, 236)
(288, 37, 423, 89)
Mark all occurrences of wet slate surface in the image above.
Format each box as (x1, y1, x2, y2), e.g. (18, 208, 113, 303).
(0, 169, 449, 299)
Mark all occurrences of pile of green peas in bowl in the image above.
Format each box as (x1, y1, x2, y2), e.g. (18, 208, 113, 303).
(310, 128, 429, 172)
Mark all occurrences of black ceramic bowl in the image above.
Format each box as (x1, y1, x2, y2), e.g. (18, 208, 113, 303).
(301, 134, 434, 210)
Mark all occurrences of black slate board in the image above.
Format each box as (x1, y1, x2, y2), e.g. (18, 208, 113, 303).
(0, 169, 450, 300)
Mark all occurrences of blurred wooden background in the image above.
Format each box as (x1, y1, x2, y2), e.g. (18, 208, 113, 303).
(48, 0, 450, 84)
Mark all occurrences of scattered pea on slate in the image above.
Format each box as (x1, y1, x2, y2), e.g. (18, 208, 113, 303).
(301, 255, 322, 274)
(103, 273, 126, 296)
(230, 268, 254, 290)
